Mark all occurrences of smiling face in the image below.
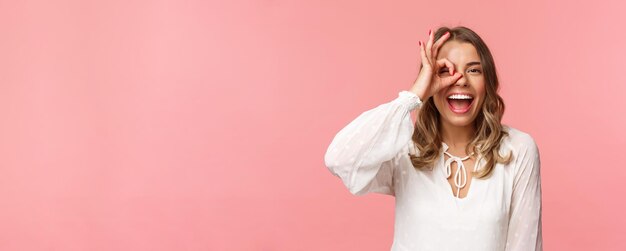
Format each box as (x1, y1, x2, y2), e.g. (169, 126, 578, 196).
(433, 40, 486, 129)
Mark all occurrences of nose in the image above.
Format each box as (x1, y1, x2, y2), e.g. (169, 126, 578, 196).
(455, 73, 468, 87)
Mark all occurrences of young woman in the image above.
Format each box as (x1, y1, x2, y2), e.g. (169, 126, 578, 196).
(324, 26, 542, 250)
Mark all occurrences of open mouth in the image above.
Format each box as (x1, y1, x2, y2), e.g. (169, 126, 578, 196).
(447, 94, 474, 114)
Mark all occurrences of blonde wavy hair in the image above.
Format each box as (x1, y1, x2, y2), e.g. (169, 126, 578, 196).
(409, 26, 513, 179)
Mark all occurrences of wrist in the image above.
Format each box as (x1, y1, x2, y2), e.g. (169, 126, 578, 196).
(398, 90, 423, 111)
(409, 88, 428, 101)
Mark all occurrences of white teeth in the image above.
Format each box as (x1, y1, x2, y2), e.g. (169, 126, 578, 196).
(447, 94, 473, 100)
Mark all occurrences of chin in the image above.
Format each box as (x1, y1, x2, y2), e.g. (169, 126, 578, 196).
(442, 116, 477, 127)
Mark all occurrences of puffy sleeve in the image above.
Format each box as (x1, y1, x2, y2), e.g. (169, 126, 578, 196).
(505, 135, 543, 250)
(324, 91, 422, 196)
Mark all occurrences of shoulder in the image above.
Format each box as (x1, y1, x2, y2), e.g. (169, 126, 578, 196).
(501, 125, 538, 149)
(500, 124, 540, 162)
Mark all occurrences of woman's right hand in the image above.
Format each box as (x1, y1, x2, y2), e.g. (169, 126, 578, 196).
(409, 29, 464, 101)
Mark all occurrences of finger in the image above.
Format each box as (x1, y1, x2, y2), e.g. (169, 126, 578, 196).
(425, 29, 434, 62)
(439, 72, 463, 88)
(419, 41, 430, 67)
(446, 72, 464, 85)
(432, 31, 451, 59)
(436, 58, 456, 76)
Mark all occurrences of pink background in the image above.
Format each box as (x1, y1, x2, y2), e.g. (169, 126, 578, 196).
(1, 0, 625, 250)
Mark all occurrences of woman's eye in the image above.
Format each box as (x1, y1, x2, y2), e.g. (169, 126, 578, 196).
(439, 68, 449, 74)
(469, 68, 482, 73)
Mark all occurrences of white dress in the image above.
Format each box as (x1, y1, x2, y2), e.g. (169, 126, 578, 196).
(324, 91, 543, 251)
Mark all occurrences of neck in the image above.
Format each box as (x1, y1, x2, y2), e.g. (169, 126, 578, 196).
(441, 120, 475, 150)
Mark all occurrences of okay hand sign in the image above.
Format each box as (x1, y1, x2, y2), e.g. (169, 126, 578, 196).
(409, 29, 463, 101)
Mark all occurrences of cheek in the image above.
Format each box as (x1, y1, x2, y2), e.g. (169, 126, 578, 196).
(433, 96, 448, 110)
(474, 93, 487, 110)
(474, 79, 486, 93)
(472, 82, 486, 103)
